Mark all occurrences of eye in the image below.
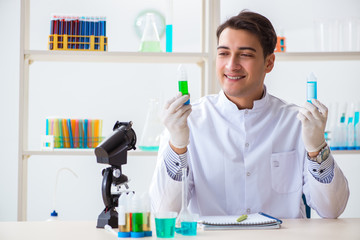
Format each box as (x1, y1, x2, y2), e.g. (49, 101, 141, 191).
(241, 53, 253, 57)
(217, 51, 228, 56)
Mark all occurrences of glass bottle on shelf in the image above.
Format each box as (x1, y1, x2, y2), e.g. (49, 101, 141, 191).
(138, 98, 163, 151)
(139, 13, 162, 52)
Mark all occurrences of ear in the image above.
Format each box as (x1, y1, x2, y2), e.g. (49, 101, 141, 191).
(265, 53, 275, 73)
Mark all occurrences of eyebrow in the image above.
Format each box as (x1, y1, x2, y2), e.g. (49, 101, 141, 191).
(217, 46, 257, 52)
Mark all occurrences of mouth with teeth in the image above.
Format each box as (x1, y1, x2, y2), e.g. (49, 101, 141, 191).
(225, 74, 246, 81)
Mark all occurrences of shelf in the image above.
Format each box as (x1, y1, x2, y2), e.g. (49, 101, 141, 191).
(275, 52, 360, 61)
(22, 149, 157, 157)
(24, 50, 208, 64)
(331, 150, 360, 155)
(24, 50, 360, 64)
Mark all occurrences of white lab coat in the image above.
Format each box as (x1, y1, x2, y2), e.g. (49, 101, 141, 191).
(149, 89, 349, 219)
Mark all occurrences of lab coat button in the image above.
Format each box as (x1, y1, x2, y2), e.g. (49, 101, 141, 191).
(245, 143, 249, 148)
(273, 160, 279, 167)
(247, 172, 251, 176)
(246, 208, 251, 214)
(245, 110, 249, 114)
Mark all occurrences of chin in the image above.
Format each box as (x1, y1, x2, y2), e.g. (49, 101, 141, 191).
(223, 88, 242, 98)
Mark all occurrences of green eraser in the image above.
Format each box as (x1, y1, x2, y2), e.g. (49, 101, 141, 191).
(236, 214, 248, 222)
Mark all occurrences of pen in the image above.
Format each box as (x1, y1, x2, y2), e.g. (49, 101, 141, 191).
(67, 119, 74, 148)
(259, 212, 283, 224)
(236, 214, 247, 222)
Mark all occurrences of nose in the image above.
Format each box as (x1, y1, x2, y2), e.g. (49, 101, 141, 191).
(225, 55, 242, 71)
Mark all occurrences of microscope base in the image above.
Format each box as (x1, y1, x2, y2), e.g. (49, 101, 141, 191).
(96, 208, 118, 228)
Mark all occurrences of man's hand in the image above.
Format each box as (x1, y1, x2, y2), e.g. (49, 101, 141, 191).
(161, 92, 192, 150)
(297, 99, 328, 153)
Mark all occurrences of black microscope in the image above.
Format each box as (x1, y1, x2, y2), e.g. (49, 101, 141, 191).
(94, 121, 137, 228)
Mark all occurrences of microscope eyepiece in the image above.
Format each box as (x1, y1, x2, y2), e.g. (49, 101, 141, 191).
(95, 121, 137, 167)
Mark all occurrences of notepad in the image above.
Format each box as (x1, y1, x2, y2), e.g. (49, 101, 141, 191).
(200, 212, 282, 230)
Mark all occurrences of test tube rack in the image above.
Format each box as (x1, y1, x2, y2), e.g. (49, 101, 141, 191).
(43, 118, 104, 149)
(48, 34, 108, 51)
(275, 36, 286, 52)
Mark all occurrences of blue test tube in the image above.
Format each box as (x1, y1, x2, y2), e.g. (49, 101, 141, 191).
(85, 17, 90, 49)
(65, 16, 71, 49)
(166, 0, 173, 52)
(103, 17, 106, 36)
(95, 16, 100, 50)
(49, 15, 56, 50)
(307, 72, 317, 103)
(90, 16, 95, 36)
(80, 16, 85, 49)
(69, 16, 74, 49)
(103, 17, 107, 51)
(99, 16, 105, 51)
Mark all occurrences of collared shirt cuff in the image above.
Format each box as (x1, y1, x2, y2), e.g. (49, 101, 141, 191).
(307, 155, 335, 183)
(163, 143, 188, 181)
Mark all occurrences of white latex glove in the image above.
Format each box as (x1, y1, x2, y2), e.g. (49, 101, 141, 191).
(297, 99, 328, 152)
(161, 92, 192, 149)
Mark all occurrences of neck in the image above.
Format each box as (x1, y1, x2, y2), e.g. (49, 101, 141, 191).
(225, 88, 265, 110)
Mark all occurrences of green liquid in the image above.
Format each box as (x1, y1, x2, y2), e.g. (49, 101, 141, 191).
(139, 146, 159, 152)
(132, 213, 143, 232)
(178, 81, 189, 95)
(155, 218, 176, 238)
(178, 81, 190, 105)
(139, 41, 162, 52)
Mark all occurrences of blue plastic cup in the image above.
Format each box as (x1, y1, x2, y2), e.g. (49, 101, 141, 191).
(154, 212, 177, 238)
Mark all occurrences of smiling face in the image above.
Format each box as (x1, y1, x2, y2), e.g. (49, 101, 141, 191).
(216, 28, 275, 109)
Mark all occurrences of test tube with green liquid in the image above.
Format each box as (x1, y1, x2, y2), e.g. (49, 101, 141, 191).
(178, 65, 190, 105)
(132, 212, 144, 232)
(130, 194, 145, 238)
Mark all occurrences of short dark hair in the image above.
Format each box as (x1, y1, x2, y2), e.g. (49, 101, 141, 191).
(216, 10, 277, 58)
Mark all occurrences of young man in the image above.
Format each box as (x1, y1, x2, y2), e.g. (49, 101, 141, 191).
(149, 10, 349, 218)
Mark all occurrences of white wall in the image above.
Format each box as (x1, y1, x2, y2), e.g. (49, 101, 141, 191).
(0, 0, 20, 221)
(1, 0, 359, 221)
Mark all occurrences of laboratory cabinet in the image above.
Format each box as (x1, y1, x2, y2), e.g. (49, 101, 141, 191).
(19, 0, 360, 221)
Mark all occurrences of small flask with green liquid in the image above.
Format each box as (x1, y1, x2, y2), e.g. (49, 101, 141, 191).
(139, 13, 162, 52)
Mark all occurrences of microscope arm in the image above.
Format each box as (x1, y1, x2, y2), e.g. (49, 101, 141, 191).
(101, 167, 129, 209)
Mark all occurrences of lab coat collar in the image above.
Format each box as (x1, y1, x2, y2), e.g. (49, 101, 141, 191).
(218, 85, 269, 112)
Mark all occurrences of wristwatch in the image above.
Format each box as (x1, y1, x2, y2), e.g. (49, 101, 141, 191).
(308, 145, 330, 164)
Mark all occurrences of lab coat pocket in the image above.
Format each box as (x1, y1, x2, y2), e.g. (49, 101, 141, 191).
(270, 150, 301, 194)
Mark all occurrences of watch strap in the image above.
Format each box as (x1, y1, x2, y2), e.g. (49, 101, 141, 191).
(307, 145, 330, 164)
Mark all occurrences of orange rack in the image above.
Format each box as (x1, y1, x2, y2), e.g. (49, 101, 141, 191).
(48, 34, 108, 51)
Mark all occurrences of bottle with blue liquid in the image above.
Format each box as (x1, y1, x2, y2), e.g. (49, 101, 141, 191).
(307, 72, 317, 103)
(347, 103, 356, 150)
(330, 102, 356, 151)
(166, 0, 173, 52)
(175, 168, 197, 236)
(354, 102, 360, 150)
